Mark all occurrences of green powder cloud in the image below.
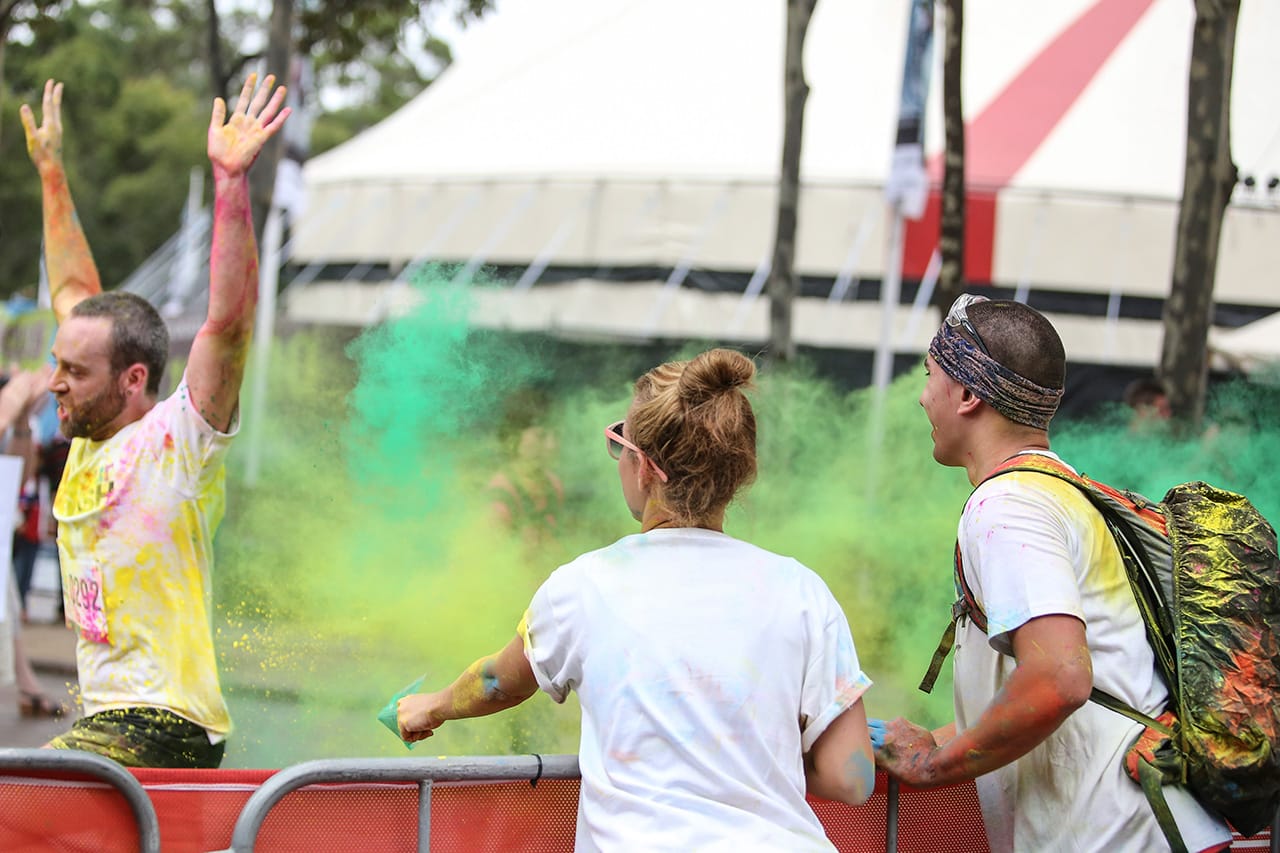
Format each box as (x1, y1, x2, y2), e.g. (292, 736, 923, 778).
(212, 281, 1280, 767)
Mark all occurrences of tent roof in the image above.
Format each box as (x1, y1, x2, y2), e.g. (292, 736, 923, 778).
(286, 0, 1280, 364)
(306, 0, 1280, 200)
(1212, 312, 1280, 372)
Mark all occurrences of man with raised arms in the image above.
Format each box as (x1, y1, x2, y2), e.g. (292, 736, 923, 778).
(21, 74, 289, 767)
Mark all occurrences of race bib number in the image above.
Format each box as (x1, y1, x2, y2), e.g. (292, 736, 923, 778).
(64, 561, 110, 644)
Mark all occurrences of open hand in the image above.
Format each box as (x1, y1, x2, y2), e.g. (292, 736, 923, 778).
(19, 79, 65, 176)
(207, 73, 291, 178)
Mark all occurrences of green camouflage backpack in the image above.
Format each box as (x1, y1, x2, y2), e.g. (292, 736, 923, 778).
(921, 454, 1280, 852)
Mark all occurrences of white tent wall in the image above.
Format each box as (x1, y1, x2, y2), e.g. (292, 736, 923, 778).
(286, 0, 1280, 370)
(293, 179, 893, 275)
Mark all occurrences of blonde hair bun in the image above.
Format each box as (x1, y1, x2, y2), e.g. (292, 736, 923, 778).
(677, 348, 756, 406)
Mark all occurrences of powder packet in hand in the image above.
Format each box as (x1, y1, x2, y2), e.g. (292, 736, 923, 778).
(377, 675, 426, 750)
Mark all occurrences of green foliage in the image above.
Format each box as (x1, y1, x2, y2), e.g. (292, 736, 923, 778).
(2, 3, 205, 296)
(298, 0, 492, 62)
(0, 1, 70, 37)
(1, 0, 486, 298)
(309, 48, 433, 156)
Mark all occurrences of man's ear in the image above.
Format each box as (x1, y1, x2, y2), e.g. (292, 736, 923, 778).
(121, 363, 149, 397)
(957, 387, 983, 415)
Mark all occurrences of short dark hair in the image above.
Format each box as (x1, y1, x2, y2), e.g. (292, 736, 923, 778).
(69, 292, 169, 395)
(967, 300, 1065, 391)
(1124, 376, 1167, 409)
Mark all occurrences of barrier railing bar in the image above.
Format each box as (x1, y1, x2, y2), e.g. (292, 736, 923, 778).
(885, 777, 899, 853)
(223, 754, 580, 852)
(0, 747, 161, 853)
(418, 780, 431, 853)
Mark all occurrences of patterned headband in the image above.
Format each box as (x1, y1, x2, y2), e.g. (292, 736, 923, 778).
(928, 297, 1063, 430)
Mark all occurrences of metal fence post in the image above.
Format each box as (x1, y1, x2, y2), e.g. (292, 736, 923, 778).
(885, 777, 900, 853)
(418, 780, 432, 853)
(0, 748, 162, 853)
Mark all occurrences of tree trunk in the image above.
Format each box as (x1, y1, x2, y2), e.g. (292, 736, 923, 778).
(767, 0, 817, 365)
(1160, 0, 1239, 430)
(0, 0, 14, 149)
(205, 0, 228, 103)
(0, 34, 7, 149)
(249, 0, 294, 247)
(936, 0, 965, 312)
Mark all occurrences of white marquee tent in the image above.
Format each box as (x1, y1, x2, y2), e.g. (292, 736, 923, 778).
(282, 0, 1280, 370)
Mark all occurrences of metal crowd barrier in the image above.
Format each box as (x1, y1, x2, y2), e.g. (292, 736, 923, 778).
(222, 754, 580, 853)
(220, 754, 918, 853)
(0, 747, 162, 853)
(0, 748, 1272, 852)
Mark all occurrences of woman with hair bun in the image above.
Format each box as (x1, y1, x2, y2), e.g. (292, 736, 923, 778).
(399, 348, 875, 850)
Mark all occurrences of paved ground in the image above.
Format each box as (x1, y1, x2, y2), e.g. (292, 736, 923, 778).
(0, 618, 80, 750)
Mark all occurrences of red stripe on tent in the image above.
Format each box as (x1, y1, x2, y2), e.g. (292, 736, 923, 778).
(904, 189, 996, 283)
(973, 0, 1156, 184)
(916, 0, 1157, 283)
(935, 0, 1158, 186)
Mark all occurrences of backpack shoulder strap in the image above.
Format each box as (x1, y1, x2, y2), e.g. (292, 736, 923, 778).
(920, 453, 1102, 694)
(919, 542, 983, 693)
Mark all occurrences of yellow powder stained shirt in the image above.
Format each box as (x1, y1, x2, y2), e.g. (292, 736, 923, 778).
(53, 377, 234, 739)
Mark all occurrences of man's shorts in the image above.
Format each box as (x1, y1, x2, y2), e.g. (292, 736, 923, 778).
(48, 707, 225, 769)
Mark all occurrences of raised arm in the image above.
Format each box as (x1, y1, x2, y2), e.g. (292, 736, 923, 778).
(0, 366, 54, 480)
(186, 73, 290, 432)
(20, 80, 102, 325)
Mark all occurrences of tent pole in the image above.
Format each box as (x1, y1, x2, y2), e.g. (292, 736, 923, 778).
(867, 208, 906, 496)
(164, 168, 205, 319)
(727, 252, 772, 334)
(450, 182, 543, 287)
(641, 184, 735, 339)
(873, 210, 906, 393)
(827, 208, 875, 303)
(901, 247, 941, 346)
(513, 185, 599, 292)
(1013, 203, 1047, 304)
(244, 204, 284, 488)
(1103, 216, 1132, 362)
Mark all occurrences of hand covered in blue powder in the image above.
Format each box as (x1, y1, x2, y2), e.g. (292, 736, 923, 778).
(873, 717, 942, 788)
(868, 718, 887, 751)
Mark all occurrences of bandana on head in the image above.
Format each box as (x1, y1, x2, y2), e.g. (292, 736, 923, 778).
(928, 296, 1063, 430)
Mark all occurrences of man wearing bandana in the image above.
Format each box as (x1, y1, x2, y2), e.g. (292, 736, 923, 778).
(873, 296, 1230, 852)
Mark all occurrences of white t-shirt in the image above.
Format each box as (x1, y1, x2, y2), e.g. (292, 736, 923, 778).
(522, 527, 871, 852)
(953, 453, 1231, 853)
(54, 377, 235, 738)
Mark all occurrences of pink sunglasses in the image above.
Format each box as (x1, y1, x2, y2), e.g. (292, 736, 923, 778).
(604, 421, 669, 482)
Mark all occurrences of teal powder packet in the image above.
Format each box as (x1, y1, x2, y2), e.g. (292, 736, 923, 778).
(377, 675, 426, 750)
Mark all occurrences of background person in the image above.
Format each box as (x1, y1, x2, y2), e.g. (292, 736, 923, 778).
(1123, 374, 1172, 431)
(21, 74, 290, 767)
(486, 386, 565, 549)
(873, 295, 1231, 852)
(0, 366, 69, 719)
(398, 348, 875, 851)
